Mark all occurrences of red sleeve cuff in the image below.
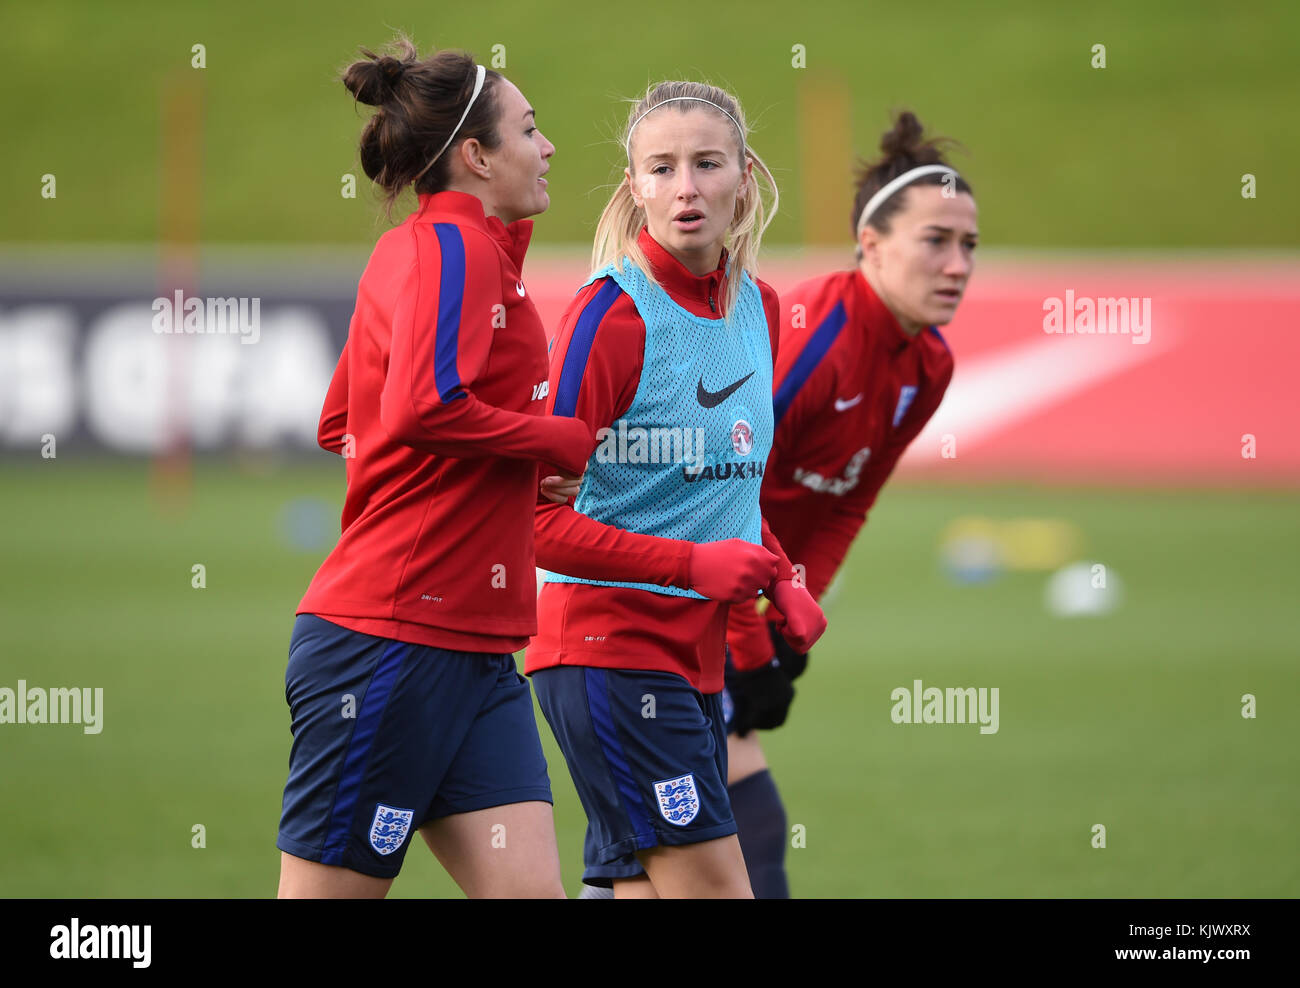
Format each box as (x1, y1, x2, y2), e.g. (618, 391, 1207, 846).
(760, 517, 795, 585)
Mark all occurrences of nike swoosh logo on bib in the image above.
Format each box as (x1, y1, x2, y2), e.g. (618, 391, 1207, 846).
(834, 393, 864, 412)
(516, 281, 526, 297)
(697, 371, 755, 408)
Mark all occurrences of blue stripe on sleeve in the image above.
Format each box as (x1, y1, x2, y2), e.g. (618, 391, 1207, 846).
(553, 279, 624, 418)
(320, 640, 410, 864)
(772, 300, 847, 426)
(432, 223, 468, 403)
(584, 668, 658, 850)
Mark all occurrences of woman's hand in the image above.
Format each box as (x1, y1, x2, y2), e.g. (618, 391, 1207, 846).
(540, 470, 585, 504)
(688, 540, 779, 603)
(765, 579, 827, 653)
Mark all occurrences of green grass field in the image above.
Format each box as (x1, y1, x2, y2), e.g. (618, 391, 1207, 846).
(1, 460, 1295, 897)
(3, 0, 1298, 248)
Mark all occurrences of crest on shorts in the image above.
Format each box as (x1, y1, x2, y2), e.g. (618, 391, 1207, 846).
(653, 773, 700, 826)
(369, 803, 414, 856)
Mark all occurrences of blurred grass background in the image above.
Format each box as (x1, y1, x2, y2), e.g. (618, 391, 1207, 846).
(1, 461, 1295, 897)
(2, 0, 1297, 247)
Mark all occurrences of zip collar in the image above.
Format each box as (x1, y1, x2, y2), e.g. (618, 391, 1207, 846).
(854, 266, 924, 354)
(637, 226, 729, 315)
(416, 190, 534, 273)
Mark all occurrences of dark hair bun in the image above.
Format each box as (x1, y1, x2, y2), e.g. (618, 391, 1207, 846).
(343, 47, 414, 106)
(339, 35, 502, 221)
(879, 110, 927, 159)
(849, 109, 972, 239)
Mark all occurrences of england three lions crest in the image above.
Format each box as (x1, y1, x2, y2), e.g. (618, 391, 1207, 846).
(653, 773, 700, 826)
(369, 803, 414, 856)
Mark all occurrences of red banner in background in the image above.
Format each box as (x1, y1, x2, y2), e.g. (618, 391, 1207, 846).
(0, 249, 1293, 483)
(524, 254, 1300, 485)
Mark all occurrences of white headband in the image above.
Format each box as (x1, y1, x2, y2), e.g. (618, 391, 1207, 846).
(625, 96, 745, 162)
(415, 63, 487, 182)
(855, 164, 959, 237)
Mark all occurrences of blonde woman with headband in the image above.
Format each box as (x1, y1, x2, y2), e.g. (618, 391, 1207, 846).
(525, 81, 827, 898)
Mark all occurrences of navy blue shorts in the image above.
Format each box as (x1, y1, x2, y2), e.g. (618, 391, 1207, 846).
(532, 666, 736, 887)
(277, 614, 552, 878)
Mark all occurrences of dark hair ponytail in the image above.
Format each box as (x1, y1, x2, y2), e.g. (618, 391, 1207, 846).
(341, 35, 503, 219)
(850, 110, 973, 238)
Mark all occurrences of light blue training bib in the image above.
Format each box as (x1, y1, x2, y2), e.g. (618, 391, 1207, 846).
(544, 257, 774, 598)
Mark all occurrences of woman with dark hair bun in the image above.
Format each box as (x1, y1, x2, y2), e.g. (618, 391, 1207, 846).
(276, 36, 594, 898)
(722, 110, 979, 897)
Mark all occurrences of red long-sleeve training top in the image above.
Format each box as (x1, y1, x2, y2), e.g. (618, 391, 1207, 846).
(725, 266, 954, 669)
(298, 190, 592, 654)
(524, 227, 793, 694)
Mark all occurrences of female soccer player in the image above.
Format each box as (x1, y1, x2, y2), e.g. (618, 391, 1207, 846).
(526, 81, 827, 899)
(723, 110, 978, 897)
(276, 38, 595, 898)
